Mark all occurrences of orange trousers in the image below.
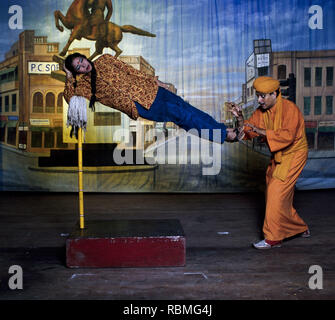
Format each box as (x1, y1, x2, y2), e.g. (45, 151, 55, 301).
(263, 150, 309, 241)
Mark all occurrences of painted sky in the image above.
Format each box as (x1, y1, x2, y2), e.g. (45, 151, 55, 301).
(1, 0, 335, 118)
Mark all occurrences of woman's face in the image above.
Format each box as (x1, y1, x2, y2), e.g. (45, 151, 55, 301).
(71, 56, 92, 74)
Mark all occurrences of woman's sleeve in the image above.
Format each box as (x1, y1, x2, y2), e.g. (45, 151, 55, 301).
(63, 76, 92, 104)
(101, 54, 155, 80)
(125, 64, 155, 80)
(63, 77, 76, 104)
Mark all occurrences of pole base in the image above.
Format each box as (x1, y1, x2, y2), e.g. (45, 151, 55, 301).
(66, 219, 186, 268)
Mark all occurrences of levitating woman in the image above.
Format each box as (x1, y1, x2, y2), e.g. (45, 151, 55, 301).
(63, 52, 238, 142)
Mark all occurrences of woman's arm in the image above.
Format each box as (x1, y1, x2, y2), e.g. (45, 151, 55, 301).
(99, 54, 157, 81)
(63, 65, 75, 104)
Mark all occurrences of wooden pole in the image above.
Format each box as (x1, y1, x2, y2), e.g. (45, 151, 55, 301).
(78, 127, 84, 229)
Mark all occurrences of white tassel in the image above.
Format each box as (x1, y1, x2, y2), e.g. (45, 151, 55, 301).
(67, 96, 87, 139)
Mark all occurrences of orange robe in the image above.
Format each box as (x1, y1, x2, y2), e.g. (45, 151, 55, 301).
(244, 98, 309, 241)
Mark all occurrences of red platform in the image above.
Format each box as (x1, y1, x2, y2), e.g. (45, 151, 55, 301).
(66, 219, 186, 268)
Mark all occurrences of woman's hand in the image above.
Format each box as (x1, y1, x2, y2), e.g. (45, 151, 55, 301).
(155, 77, 170, 90)
(63, 64, 73, 80)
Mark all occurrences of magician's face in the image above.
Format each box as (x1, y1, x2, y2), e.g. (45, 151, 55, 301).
(256, 91, 277, 110)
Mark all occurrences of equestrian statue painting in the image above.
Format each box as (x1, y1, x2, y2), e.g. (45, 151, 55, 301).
(54, 0, 156, 60)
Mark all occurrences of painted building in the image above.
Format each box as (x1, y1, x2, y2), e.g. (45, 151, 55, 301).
(1, 30, 177, 159)
(0, 30, 74, 154)
(242, 40, 335, 151)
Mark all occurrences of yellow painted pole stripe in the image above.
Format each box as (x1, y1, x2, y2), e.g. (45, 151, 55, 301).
(78, 127, 84, 230)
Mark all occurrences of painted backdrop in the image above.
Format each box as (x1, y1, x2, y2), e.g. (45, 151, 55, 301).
(0, 0, 334, 192)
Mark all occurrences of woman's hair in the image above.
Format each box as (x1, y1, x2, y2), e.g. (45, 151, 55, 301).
(64, 53, 97, 111)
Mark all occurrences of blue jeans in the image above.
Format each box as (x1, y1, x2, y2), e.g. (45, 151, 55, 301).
(135, 87, 227, 143)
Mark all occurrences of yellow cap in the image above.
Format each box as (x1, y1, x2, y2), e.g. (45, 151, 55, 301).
(253, 76, 280, 93)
